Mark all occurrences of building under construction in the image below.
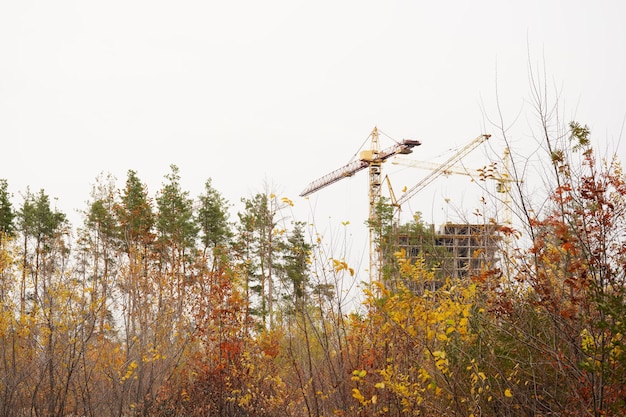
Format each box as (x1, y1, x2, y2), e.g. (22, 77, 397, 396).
(397, 222, 501, 281)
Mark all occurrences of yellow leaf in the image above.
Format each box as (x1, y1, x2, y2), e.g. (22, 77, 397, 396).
(432, 350, 445, 359)
(352, 369, 366, 378)
(352, 388, 365, 403)
(504, 388, 512, 397)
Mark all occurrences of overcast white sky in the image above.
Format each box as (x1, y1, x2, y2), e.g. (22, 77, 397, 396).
(2, 1, 626, 277)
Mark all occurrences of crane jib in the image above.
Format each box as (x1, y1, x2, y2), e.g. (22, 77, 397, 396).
(299, 138, 422, 198)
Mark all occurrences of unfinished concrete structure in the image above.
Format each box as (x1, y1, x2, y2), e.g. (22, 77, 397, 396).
(397, 222, 501, 281)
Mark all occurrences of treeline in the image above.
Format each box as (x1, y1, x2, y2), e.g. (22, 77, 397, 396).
(2, 118, 626, 416)
(0, 165, 321, 416)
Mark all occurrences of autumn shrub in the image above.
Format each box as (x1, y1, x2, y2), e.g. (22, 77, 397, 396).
(340, 253, 486, 416)
(475, 135, 626, 416)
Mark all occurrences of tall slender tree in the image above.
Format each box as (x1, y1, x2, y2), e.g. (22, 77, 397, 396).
(280, 221, 311, 314)
(116, 170, 154, 250)
(236, 192, 285, 329)
(0, 178, 15, 303)
(15, 189, 69, 416)
(156, 165, 198, 273)
(113, 170, 157, 412)
(0, 180, 18, 416)
(78, 173, 121, 330)
(0, 179, 15, 238)
(17, 188, 67, 312)
(197, 178, 232, 268)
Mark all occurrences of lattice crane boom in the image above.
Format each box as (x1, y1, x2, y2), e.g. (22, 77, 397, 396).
(393, 147, 520, 226)
(300, 131, 421, 197)
(299, 159, 369, 198)
(392, 155, 516, 187)
(395, 134, 490, 208)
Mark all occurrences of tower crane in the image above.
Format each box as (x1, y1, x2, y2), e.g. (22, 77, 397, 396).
(300, 127, 421, 283)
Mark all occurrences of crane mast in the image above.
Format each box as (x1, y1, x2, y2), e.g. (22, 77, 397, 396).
(300, 127, 421, 283)
(368, 128, 383, 285)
